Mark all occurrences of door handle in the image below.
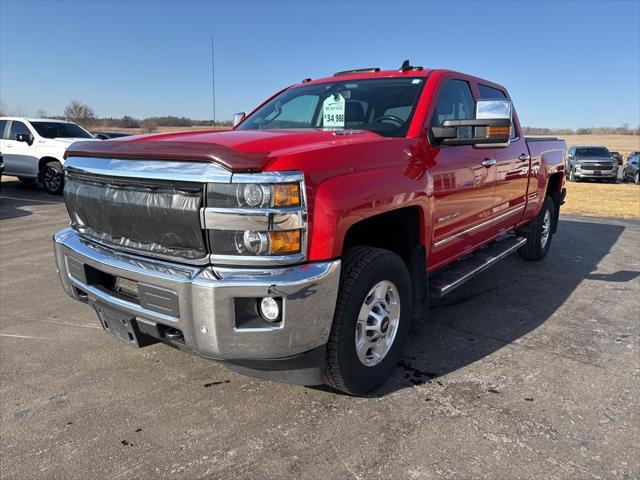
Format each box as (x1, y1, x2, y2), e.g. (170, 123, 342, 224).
(481, 158, 497, 167)
(518, 153, 531, 162)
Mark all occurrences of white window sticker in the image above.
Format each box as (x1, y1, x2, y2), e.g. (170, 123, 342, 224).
(322, 93, 345, 128)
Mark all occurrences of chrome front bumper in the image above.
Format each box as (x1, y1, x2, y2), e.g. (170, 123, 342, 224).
(575, 167, 618, 179)
(53, 227, 340, 361)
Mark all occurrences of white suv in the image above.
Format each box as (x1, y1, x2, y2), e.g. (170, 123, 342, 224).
(0, 117, 98, 194)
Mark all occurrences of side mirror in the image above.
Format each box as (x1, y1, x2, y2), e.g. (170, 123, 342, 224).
(233, 112, 246, 127)
(431, 99, 512, 146)
(15, 133, 34, 146)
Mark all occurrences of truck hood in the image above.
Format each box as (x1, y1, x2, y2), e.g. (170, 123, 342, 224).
(65, 129, 384, 173)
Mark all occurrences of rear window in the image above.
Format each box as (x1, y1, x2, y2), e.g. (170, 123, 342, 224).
(575, 147, 610, 157)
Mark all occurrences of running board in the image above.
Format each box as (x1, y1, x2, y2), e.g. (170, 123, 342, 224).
(430, 236, 527, 298)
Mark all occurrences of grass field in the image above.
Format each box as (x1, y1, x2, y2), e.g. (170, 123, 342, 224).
(563, 181, 640, 219)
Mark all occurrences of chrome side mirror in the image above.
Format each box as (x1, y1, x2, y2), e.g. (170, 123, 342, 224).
(233, 112, 246, 127)
(475, 99, 512, 120)
(431, 99, 513, 146)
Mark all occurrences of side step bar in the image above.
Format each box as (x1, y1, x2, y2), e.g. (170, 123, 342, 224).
(430, 236, 527, 298)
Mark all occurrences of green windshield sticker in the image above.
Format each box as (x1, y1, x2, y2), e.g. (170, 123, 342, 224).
(322, 93, 345, 128)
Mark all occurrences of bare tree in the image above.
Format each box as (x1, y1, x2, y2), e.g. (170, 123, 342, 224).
(64, 100, 96, 128)
(0, 100, 7, 117)
(36, 108, 48, 118)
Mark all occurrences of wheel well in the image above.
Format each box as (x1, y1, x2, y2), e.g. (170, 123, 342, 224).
(342, 207, 428, 319)
(546, 172, 563, 233)
(38, 157, 61, 177)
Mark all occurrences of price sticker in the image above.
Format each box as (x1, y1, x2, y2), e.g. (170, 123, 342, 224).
(322, 93, 345, 128)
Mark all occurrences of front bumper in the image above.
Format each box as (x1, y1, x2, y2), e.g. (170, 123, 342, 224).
(53, 227, 340, 366)
(575, 167, 618, 179)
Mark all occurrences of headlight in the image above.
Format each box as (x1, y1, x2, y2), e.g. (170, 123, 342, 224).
(207, 182, 301, 208)
(203, 172, 307, 265)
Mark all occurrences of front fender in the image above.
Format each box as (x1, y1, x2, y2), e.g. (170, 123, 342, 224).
(307, 167, 430, 261)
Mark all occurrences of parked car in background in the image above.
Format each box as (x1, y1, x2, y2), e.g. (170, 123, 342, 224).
(628, 151, 639, 161)
(91, 131, 132, 140)
(610, 151, 623, 165)
(622, 153, 640, 184)
(0, 117, 98, 194)
(566, 145, 618, 183)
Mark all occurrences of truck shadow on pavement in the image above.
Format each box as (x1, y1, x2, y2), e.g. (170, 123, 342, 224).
(0, 179, 64, 220)
(370, 217, 629, 397)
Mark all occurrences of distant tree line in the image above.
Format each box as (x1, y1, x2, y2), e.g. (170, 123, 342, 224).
(523, 125, 639, 136)
(21, 100, 233, 132)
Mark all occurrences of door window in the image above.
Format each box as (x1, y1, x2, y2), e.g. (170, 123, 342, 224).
(0, 120, 8, 139)
(9, 121, 31, 140)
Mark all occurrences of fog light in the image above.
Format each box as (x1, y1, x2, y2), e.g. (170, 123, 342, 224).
(259, 297, 280, 322)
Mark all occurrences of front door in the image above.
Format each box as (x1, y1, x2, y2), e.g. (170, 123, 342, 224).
(3, 120, 37, 177)
(429, 79, 496, 268)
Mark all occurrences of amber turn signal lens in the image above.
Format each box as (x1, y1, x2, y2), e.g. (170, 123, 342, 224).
(269, 230, 301, 255)
(272, 183, 301, 208)
(487, 126, 511, 137)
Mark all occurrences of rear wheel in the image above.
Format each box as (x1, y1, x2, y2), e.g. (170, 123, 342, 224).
(325, 247, 412, 395)
(42, 161, 64, 195)
(517, 196, 555, 261)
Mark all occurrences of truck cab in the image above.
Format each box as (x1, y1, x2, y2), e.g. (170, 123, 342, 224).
(52, 63, 566, 395)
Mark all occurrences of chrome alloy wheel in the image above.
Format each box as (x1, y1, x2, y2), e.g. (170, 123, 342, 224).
(541, 209, 551, 249)
(355, 280, 400, 367)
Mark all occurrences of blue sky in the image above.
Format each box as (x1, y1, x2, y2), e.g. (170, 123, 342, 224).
(1, 0, 638, 128)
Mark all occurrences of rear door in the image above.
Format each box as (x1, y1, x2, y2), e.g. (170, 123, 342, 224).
(429, 78, 496, 266)
(3, 120, 38, 176)
(475, 84, 530, 234)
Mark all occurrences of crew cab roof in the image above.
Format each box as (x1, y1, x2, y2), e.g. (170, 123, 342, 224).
(299, 68, 434, 86)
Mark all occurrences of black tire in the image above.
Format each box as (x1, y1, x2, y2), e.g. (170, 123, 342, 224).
(517, 196, 555, 261)
(325, 247, 413, 395)
(42, 161, 64, 195)
(18, 177, 36, 185)
(568, 168, 577, 182)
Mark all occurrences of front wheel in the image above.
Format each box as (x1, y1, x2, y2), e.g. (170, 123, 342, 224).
(568, 168, 576, 182)
(42, 161, 64, 195)
(517, 196, 555, 261)
(325, 247, 413, 395)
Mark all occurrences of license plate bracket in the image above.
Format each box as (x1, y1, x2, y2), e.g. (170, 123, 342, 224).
(93, 303, 157, 347)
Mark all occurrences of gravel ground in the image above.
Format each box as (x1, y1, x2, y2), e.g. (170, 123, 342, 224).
(1, 180, 639, 480)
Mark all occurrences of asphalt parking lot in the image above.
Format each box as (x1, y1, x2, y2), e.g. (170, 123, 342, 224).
(1, 180, 639, 480)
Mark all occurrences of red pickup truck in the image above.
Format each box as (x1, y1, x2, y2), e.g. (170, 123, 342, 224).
(54, 62, 566, 395)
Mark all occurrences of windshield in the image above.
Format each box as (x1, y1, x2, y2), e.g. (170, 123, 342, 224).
(575, 147, 610, 157)
(31, 121, 93, 139)
(237, 77, 425, 138)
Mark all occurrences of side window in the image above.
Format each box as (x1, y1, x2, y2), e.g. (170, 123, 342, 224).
(478, 84, 516, 140)
(9, 121, 31, 140)
(431, 80, 474, 128)
(0, 120, 8, 139)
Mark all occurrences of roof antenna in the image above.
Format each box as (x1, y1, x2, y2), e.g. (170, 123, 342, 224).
(399, 59, 423, 72)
